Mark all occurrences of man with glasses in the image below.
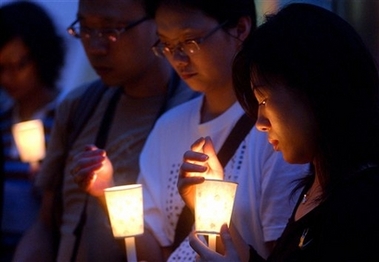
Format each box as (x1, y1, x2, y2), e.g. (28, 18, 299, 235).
(15, 0, 196, 261)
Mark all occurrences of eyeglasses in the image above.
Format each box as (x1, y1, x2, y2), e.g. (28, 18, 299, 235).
(67, 17, 149, 42)
(152, 21, 228, 58)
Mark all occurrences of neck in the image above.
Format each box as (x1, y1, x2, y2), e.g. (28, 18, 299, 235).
(295, 175, 322, 221)
(121, 59, 172, 98)
(200, 87, 237, 123)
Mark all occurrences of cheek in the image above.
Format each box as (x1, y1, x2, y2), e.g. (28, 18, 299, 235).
(197, 52, 232, 80)
(286, 116, 317, 163)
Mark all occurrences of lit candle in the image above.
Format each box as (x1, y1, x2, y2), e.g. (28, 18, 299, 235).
(104, 184, 143, 262)
(194, 179, 238, 251)
(12, 119, 45, 169)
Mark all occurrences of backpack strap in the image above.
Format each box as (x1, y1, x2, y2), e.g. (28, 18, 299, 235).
(51, 81, 108, 254)
(70, 86, 123, 262)
(172, 113, 255, 250)
(67, 80, 108, 147)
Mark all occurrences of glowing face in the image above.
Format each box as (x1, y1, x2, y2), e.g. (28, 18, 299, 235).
(253, 84, 317, 164)
(155, 6, 242, 94)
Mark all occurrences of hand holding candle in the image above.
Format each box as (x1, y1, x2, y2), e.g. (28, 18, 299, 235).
(179, 137, 238, 251)
(70, 145, 114, 197)
(179, 137, 224, 210)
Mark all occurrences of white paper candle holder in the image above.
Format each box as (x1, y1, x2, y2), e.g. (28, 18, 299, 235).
(194, 179, 238, 234)
(194, 179, 238, 251)
(12, 119, 45, 165)
(104, 184, 144, 262)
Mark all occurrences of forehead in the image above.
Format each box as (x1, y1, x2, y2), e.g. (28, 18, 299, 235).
(78, 0, 145, 21)
(0, 38, 29, 63)
(155, 6, 216, 36)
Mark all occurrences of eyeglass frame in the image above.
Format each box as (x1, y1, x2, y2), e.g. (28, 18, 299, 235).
(152, 21, 228, 58)
(67, 16, 150, 42)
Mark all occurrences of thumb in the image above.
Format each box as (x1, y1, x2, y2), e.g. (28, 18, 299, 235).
(220, 224, 239, 260)
(203, 137, 223, 179)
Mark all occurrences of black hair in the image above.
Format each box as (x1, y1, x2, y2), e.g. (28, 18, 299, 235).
(233, 3, 379, 199)
(0, 1, 65, 89)
(145, 0, 257, 31)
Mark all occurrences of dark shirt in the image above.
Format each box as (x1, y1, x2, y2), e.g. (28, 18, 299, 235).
(251, 166, 379, 262)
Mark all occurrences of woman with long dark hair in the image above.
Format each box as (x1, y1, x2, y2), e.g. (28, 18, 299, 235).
(184, 3, 379, 261)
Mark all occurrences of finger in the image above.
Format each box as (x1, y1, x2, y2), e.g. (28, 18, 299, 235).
(189, 232, 224, 261)
(203, 137, 223, 179)
(72, 162, 102, 189)
(183, 150, 209, 164)
(84, 144, 98, 151)
(190, 137, 206, 152)
(73, 170, 94, 188)
(219, 224, 239, 259)
(202, 137, 217, 158)
(180, 162, 207, 177)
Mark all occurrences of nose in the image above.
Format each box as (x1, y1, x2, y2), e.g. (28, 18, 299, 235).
(170, 49, 189, 66)
(83, 37, 109, 56)
(255, 110, 270, 132)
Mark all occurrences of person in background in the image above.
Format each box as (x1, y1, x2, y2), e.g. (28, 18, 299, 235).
(133, 0, 308, 261)
(14, 0, 197, 261)
(0, 1, 65, 261)
(185, 3, 379, 261)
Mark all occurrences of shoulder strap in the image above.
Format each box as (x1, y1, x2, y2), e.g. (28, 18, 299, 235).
(54, 81, 107, 193)
(51, 81, 108, 254)
(217, 113, 255, 167)
(67, 80, 108, 148)
(70, 87, 123, 262)
(172, 113, 255, 250)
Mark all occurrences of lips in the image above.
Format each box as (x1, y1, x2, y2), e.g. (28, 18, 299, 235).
(179, 70, 197, 80)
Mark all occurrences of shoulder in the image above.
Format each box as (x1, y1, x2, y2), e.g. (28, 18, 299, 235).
(56, 79, 108, 113)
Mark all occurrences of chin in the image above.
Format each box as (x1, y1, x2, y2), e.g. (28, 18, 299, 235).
(282, 154, 308, 165)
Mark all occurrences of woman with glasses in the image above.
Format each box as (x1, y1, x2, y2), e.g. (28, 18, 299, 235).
(136, 0, 308, 261)
(186, 3, 379, 261)
(0, 1, 64, 261)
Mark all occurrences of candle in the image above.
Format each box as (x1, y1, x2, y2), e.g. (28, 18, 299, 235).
(104, 184, 144, 262)
(194, 179, 238, 251)
(12, 119, 45, 168)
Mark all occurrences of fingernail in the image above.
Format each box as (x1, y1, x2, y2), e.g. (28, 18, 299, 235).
(201, 155, 209, 161)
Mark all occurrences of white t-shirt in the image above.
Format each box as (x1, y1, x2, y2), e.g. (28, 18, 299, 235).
(138, 95, 309, 259)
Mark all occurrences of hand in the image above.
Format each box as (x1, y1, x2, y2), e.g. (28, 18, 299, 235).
(70, 145, 114, 197)
(178, 136, 223, 210)
(189, 224, 241, 262)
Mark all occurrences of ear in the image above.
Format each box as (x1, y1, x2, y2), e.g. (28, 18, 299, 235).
(235, 16, 252, 42)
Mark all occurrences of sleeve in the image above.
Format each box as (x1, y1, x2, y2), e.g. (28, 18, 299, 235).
(137, 121, 172, 247)
(258, 137, 309, 242)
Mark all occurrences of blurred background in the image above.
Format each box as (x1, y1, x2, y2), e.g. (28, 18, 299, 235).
(0, 0, 378, 102)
